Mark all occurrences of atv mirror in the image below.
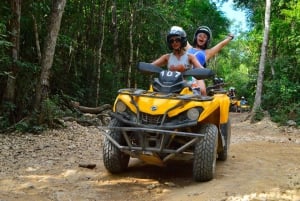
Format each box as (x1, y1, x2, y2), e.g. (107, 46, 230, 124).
(184, 68, 215, 80)
(137, 62, 163, 74)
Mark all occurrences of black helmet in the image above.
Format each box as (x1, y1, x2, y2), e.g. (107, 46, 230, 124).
(166, 26, 187, 50)
(193, 26, 212, 49)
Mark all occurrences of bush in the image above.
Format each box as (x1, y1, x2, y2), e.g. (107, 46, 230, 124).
(269, 102, 299, 126)
(251, 107, 264, 123)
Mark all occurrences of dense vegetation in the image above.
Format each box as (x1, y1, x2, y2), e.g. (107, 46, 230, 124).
(0, 0, 299, 132)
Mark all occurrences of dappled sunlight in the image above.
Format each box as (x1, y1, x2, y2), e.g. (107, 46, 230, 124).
(225, 188, 300, 201)
(1, 169, 76, 192)
(0, 166, 166, 201)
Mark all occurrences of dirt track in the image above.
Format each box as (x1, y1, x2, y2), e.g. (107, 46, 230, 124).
(0, 113, 299, 201)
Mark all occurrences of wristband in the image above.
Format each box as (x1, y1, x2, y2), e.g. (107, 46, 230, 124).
(228, 35, 234, 40)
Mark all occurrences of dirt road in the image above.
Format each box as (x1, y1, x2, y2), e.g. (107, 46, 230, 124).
(0, 113, 299, 201)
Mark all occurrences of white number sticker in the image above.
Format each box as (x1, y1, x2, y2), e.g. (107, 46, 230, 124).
(166, 70, 180, 77)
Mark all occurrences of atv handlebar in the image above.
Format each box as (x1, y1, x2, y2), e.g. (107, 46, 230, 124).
(206, 82, 226, 91)
(137, 62, 163, 74)
(137, 62, 215, 80)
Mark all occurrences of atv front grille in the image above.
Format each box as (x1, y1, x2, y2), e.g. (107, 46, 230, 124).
(141, 113, 163, 125)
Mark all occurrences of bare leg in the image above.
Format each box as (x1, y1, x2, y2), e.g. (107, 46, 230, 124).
(197, 80, 206, 95)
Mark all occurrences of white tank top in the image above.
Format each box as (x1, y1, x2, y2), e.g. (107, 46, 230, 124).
(167, 52, 191, 70)
(167, 52, 198, 89)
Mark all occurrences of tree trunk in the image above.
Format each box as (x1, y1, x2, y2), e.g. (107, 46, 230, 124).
(71, 101, 111, 114)
(252, 0, 271, 113)
(96, 0, 107, 106)
(112, 0, 120, 72)
(270, 34, 276, 77)
(3, 0, 21, 104)
(34, 0, 67, 111)
(127, 6, 134, 88)
(32, 14, 42, 64)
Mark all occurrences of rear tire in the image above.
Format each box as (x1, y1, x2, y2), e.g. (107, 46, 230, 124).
(230, 104, 237, 112)
(103, 118, 130, 173)
(193, 124, 218, 182)
(218, 119, 231, 161)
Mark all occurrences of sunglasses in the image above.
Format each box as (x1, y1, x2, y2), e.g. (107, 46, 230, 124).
(169, 38, 181, 44)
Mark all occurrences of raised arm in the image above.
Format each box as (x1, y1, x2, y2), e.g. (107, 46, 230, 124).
(205, 33, 234, 60)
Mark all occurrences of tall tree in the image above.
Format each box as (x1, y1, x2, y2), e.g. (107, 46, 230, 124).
(112, 0, 120, 72)
(95, 0, 108, 106)
(127, 4, 134, 88)
(252, 0, 271, 114)
(3, 0, 21, 108)
(34, 0, 66, 112)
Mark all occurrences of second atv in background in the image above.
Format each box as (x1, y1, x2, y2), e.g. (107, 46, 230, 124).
(237, 96, 250, 113)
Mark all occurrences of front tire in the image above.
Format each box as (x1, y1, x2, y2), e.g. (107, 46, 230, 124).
(103, 118, 130, 173)
(193, 124, 218, 182)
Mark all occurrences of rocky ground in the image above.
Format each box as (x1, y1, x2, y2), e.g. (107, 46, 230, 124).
(0, 112, 299, 201)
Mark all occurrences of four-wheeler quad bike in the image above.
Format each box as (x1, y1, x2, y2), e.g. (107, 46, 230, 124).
(101, 62, 231, 182)
(229, 97, 239, 112)
(237, 101, 251, 113)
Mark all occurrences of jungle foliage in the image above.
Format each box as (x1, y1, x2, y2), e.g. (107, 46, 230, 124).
(0, 0, 299, 132)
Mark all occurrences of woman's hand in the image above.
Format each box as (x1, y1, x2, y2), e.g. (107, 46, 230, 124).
(169, 64, 185, 72)
(227, 33, 234, 40)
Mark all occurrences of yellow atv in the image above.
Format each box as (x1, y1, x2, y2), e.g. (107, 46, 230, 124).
(229, 97, 239, 112)
(237, 98, 251, 113)
(239, 103, 250, 112)
(101, 62, 231, 182)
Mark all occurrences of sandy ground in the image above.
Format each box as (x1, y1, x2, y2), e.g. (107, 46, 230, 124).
(0, 112, 299, 201)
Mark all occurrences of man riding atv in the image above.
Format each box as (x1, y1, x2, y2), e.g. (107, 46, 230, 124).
(228, 87, 236, 99)
(228, 87, 238, 112)
(238, 96, 250, 112)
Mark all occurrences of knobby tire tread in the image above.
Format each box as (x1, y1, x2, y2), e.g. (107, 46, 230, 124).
(103, 118, 129, 173)
(193, 124, 218, 182)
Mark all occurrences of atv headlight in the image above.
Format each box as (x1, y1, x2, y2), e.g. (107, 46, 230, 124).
(187, 108, 200, 120)
(115, 101, 126, 112)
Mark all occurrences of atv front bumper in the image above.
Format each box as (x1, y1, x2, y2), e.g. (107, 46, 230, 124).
(100, 126, 205, 164)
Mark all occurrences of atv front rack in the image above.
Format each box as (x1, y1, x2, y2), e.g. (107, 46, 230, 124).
(118, 88, 213, 101)
(99, 126, 205, 162)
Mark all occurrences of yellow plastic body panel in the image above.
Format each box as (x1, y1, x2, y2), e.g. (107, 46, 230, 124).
(198, 94, 230, 124)
(113, 88, 230, 125)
